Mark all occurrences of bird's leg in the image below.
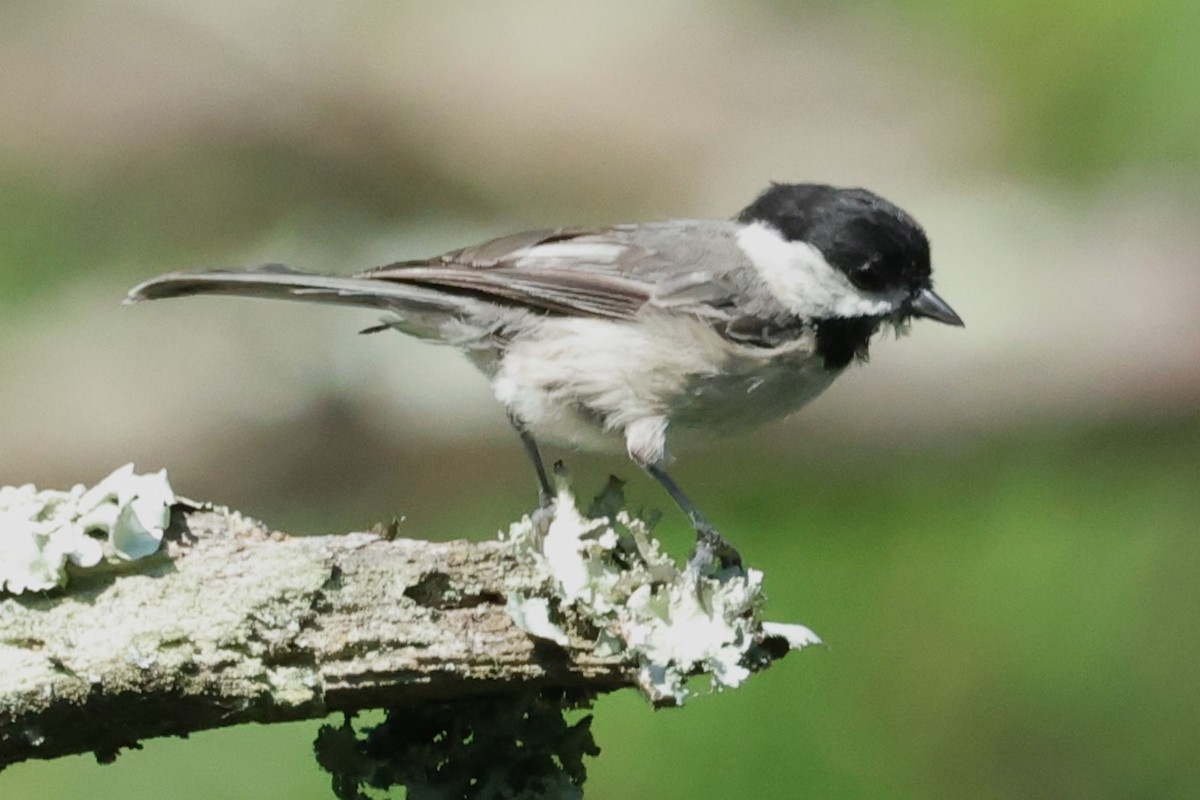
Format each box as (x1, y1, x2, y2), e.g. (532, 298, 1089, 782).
(509, 415, 554, 508)
(642, 461, 744, 574)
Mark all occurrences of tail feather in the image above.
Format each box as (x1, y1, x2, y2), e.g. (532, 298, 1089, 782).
(125, 265, 470, 316)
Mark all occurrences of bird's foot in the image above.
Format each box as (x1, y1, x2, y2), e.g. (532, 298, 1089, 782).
(685, 523, 744, 581)
(529, 500, 558, 537)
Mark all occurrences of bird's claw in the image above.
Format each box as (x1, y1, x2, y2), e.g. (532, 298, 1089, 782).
(688, 524, 743, 573)
(685, 524, 744, 604)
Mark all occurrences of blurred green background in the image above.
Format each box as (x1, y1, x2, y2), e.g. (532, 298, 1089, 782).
(1, 1, 1197, 798)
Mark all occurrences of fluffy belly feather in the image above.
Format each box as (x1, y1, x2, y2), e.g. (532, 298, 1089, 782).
(489, 313, 840, 456)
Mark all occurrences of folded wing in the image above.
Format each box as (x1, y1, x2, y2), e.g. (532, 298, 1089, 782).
(127, 221, 793, 340)
(357, 221, 754, 321)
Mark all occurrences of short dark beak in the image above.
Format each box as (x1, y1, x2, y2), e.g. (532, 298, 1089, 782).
(908, 288, 964, 327)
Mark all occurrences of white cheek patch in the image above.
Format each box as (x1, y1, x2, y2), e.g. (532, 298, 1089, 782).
(517, 242, 625, 265)
(736, 221, 899, 319)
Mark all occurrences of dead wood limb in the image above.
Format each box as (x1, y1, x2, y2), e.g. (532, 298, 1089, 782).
(0, 507, 632, 770)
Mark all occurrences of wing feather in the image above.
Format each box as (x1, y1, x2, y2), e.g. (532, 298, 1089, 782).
(354, 222, 757, 321)
(130, 221, 805, 348)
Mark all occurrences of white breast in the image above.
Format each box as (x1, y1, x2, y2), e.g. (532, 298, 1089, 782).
(490, 312, 839, 464)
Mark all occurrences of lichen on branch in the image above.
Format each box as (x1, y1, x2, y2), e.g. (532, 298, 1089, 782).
(0, 468, 817, 773)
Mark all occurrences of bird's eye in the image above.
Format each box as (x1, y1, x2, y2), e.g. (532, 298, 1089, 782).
(848, 258, 887, 292)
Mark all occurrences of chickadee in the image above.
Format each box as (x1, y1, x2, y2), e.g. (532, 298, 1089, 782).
(128, 183, 962, 573)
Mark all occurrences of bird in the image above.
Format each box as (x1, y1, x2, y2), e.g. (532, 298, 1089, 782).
(127, 183, 963, 574)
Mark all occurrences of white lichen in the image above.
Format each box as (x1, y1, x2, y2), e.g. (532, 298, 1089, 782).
(0, 464, 176, 594)
(503, 483, 821, 705)
(506, 596, 570, 647)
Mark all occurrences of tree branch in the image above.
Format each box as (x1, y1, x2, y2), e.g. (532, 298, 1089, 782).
(1, 476, 819, 775)
(0, 507, 631, 770)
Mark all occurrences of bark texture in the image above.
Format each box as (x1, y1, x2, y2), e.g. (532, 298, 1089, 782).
(0, 508, 632, 770)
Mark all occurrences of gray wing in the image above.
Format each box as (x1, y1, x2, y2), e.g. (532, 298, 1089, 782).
(356, 220, 777, 322)
(129, 221, 805, 347)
